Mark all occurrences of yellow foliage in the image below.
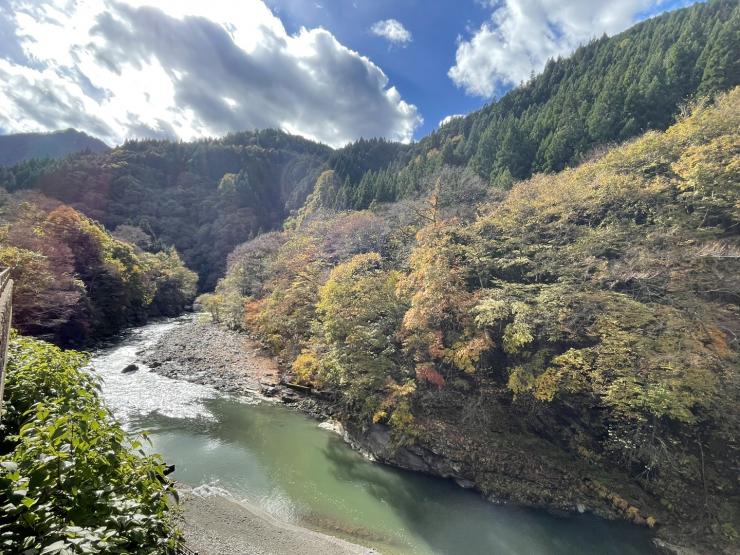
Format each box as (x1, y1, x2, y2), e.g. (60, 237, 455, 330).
(534, 349, 593, 402)
(372, 409, 388, 424)
(445, 334, 491, 374)
(473, 297, 510, 327)
(672, 134, 740, 225)
(292, 350, 321, 386)
(533, 368, 561, 402)
(501, 321, 533, 355)
(507, 366, 535, 399)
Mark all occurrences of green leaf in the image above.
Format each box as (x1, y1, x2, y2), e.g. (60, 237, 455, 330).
(40, 540, 66, 554)
(0, 462, 18, 472)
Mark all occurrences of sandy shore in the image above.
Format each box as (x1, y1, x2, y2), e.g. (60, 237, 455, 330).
(177, 486, 377, 555)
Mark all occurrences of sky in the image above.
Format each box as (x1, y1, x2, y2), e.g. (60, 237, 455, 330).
(0, 0, 700, 148)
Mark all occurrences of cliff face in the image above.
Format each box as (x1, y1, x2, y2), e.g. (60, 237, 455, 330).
(343, 394, 664, 541)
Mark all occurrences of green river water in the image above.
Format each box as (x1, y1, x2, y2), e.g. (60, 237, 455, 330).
(91, 318, 655, 555)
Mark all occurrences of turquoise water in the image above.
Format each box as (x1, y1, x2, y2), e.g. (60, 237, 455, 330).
(91, 319, 655, 554)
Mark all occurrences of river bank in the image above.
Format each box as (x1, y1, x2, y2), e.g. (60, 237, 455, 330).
(140, 315, 330, 414)
(177, 485, 377, 555)
(141, 317, 281, 396)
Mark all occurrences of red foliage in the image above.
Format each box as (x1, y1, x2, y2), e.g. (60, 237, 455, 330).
(415, 363, 445, 388)
(428, 330, 446, 359)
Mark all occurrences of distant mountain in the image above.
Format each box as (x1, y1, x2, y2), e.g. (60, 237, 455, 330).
(0, 129, 110, 166)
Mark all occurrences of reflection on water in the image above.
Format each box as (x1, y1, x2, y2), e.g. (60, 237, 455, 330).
(91, 318, 655, 555)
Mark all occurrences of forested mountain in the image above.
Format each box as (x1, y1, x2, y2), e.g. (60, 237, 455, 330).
(0, 130, 331, 289)
(0, 1, 735, 291)
(319, 0, 739, 210)
(0, 1, 737, 553)
(0, 129, 109, 166)
(204, 88, 740, 552)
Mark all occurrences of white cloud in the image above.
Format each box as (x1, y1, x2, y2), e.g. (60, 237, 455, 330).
(371, 19, 412, 46)
(439, 114, 464, 127)
(0, 0, 421, 147)
(449, 0, 660, 97)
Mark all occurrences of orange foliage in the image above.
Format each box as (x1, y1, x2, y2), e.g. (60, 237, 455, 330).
(415, 363, 445, 388)
(706, 326, 730, 358)
(243, 297, 267, 329)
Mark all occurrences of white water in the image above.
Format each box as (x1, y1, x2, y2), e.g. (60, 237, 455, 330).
(90, 317, 219, 425)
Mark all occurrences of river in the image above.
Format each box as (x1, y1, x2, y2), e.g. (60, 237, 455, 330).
(90, 318, 655, 555)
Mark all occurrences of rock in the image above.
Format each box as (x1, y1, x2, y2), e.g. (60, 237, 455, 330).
(281, 392, 299, 404)
(455, 478, 475, 489)
(122, 363, 139, 373)
(261, 385, 279, 397)
(652, 538, 702, 555)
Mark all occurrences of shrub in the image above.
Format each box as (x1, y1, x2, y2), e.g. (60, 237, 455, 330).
(0, 334, 179, 554)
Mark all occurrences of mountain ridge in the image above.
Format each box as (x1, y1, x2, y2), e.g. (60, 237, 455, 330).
(0, 128, 110, 166)
(0, 0, 737, 288)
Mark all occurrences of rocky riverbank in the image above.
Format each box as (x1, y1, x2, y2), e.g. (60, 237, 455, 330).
(139, 317, 702, 555)
(140, 316, 331, 414)
(141, 316, 281, 396)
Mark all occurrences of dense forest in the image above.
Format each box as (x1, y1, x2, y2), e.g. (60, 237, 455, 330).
(320, 0, 739, 210)
(202, 89, 739, 551)
(0, 130, 331, 290)
(0, 191, 197, 344)
(0, 1, 737, 551)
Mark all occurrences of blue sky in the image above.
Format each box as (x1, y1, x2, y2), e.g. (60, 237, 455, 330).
(0, 0, 701, 146)
(268, 0, 700, 138)
(267, 0, 493, 138)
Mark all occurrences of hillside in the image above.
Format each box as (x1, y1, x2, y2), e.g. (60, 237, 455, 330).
(0, 2, 736, 292)
(206, 88, 740, 552)
(0, 1, 738, 553)
(0, 129, 109, 166)
(0, 2, 735, 291)
(0, 130, 331, 289)
(322, 0, 739, 210)
(0, 192, 197, 344)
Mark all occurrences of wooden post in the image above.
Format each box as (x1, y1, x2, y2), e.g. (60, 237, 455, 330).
(0, 268, 13, 418)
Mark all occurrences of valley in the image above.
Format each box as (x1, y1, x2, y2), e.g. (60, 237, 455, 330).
(0, 1, 737, 553)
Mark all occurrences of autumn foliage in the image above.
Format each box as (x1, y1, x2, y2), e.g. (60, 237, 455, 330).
(0, 193, 196, 344)
(202, 89, 740, 545)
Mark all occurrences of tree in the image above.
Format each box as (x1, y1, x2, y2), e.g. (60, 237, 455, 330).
(0, 334, 179, 553)
(313, 252, 412, 434)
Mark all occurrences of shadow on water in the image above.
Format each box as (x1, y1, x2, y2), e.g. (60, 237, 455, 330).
(321, 435, 655, 555)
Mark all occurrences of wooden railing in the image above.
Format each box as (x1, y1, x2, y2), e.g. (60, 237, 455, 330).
(0, 268, 13, 416)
